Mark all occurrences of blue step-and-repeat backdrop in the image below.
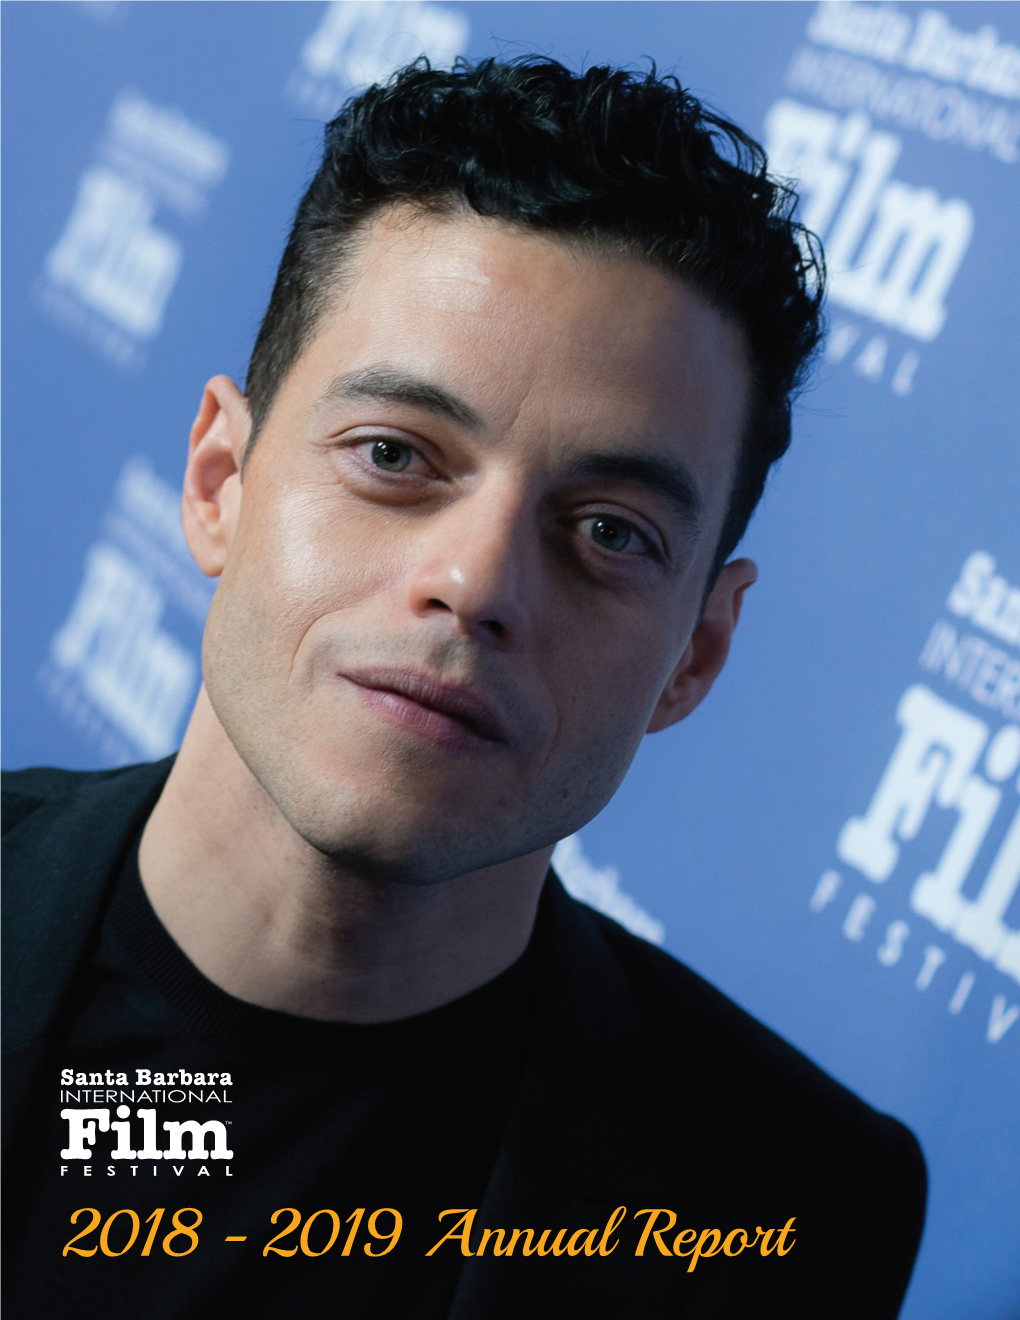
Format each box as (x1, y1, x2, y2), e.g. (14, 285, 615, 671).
(3, 3, 1018, 1315)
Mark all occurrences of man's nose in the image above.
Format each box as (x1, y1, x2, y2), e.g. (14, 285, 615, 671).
(405, 483, 534, 647)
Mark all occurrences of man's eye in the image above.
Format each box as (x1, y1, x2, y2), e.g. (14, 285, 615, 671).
(369, 439, 413, 472)
(584, 515, 640, 554)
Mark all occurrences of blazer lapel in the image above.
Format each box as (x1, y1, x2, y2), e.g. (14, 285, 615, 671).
(2, 759, 173, 1173)
(448, 877, 707, 1319)
(2, 758, 173, 1053)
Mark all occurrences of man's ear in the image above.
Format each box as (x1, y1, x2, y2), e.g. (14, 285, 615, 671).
(646, 557, 758, 733)
(181, 375, 251, 578)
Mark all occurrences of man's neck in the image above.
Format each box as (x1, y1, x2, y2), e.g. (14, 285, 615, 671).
(138, 690, 551, 1023)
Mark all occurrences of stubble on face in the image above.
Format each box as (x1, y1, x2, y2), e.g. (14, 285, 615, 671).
(201, 206, 750, 884)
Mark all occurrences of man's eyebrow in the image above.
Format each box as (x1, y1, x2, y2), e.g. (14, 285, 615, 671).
(564, 451, 705, 526)
(316, 366, 483, 430)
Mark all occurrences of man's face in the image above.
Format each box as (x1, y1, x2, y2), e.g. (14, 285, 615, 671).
(199, 207, 750, 882)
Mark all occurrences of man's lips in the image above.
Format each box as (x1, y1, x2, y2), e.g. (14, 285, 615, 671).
(339, 667, 511, 747)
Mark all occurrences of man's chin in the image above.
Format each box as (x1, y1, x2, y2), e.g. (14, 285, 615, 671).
(314, 835, 504, 887)
(280, 790, 509, 886)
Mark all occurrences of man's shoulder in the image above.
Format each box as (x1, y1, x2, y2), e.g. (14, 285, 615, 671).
(588, 905, 922, 1162)
(3, 758, 173, 1057)
(2, 758, 173, 931)
(3, 763, 143, 831)
(2, 760, 172, 836)
(586, 905, 927, 1298)
(591, 911, 832, 1077)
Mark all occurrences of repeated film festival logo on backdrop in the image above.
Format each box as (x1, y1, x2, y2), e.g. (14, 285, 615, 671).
(810, 552, 1020, 1048)
(37, 87, 230, 372)
(763, 0, 1020, 395)
(285, 0, 468, 121)
(755, 3, 1020, 1052)
(31, 1, 1020, 1049)
(37, 458, 213, 767)
(568, 0, 1020, 1059)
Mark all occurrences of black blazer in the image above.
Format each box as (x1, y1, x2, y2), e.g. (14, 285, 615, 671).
(2, 761, 926, 1318)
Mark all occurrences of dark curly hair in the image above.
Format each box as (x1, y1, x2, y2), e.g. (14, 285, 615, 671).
(246, 56, 823, 582)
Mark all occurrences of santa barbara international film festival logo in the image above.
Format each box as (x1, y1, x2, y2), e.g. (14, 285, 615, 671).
(811, 551, 1020, 1048)
(764, 1, 1020, 397)
(58, 1069, 234, 1178)
(37, 87, 229, 371)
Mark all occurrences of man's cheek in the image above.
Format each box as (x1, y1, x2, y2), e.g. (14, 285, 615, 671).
(565, 632, 671, 717)
(228, 537, 349, 637)
(279, 513, 407, 613)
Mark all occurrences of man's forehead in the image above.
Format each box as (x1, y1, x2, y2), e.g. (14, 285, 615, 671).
(346, 205, 724, 325)
(314, 220, 746, 396)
